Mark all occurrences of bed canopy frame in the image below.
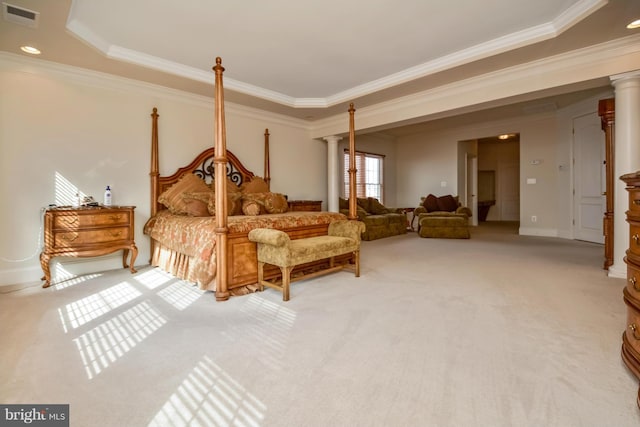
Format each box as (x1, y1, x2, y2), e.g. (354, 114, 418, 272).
(150, 57, 358, 301)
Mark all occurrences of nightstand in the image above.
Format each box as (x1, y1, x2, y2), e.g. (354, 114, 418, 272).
(40, 206, 138, 288)
(287, 200, 322, 212)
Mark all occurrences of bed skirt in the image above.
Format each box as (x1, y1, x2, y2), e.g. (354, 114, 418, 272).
(151, 241, 259, 296)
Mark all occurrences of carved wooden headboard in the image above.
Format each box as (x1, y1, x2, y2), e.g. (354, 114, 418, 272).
(149, 107, 269, 217)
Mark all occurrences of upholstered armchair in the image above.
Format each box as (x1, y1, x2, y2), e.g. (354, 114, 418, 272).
(414, 194, 472, 220)
(414, 194, 472, 238)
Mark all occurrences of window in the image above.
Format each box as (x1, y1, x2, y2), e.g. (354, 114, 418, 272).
(343, 150, 384, 202)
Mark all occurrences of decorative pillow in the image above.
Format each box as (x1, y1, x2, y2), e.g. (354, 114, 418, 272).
(241, 192, 268, 216)
(223, 178, 243, 215)
(240, 176, 269, 194)
(182, 191, 214, 217)
(436, 195, 458, 212)
(356, 197, 370, 213)
(242, 199, 262, 216)
(263, 192, 288, 214)
(356, 206, 369, 220)
(158, 173, 211, 214)
(368, 197, 389, 215)
(423, 194, 439, 212)
(207, 192, 242, 216)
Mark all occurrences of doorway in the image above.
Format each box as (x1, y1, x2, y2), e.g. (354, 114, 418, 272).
(459, 135, 520, 224)
(477, 135, 520, 222)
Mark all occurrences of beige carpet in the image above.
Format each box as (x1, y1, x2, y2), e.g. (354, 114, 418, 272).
(1, 222, 639, 426)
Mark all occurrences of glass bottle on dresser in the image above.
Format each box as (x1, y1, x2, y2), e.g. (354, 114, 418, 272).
(104, 186, 112, 206)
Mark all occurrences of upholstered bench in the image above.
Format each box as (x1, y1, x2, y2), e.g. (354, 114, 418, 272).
(418, 214, 469, 239)
(247, 220, 365, 301)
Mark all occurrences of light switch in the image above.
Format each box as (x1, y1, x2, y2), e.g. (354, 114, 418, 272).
(527, 178, 537, 184)
(440, 181, 447, 187)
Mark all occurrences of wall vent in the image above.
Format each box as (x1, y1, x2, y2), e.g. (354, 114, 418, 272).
(3, 2, 39, 28)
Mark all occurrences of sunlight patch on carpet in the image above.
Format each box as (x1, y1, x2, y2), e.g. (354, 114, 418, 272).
(58, 281, 141, 331)
(148, 356, 266, 427)
(157, 281, 204, 310)
(222, 294, 297, 370)
(51, 268, 103, 290)
(134, 268, 174, 290)
(73, 300, 166, 379)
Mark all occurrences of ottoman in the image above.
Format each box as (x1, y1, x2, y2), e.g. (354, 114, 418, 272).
(418, 214, 470, 239)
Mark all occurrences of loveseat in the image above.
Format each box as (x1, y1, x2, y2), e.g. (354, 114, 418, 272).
(339, 197, 407, 241)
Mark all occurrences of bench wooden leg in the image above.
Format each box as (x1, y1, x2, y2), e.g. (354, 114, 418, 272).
(257, 261, 265, 292)
(354, 250, 360, 277)
(281, 266, 293, 301)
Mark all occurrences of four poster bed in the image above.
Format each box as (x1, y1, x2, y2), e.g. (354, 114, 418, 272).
(144, 57, 360, 301)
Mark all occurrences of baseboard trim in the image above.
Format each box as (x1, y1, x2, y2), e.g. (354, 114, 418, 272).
(518, 227, 558, 237)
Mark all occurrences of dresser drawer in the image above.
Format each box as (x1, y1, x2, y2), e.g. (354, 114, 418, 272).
(628, 263, 640, 299)
(54, 227, 131, 247)
(630, 224, 640, 258)
(54, 211, 131, 229)
(624, 288, 640, 355)
(630, 190, 640, 214)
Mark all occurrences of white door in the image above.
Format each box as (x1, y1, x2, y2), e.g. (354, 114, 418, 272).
(573, 112, 605, 244)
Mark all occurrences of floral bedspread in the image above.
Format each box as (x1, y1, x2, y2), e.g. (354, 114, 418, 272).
(143, 210, 347, 291)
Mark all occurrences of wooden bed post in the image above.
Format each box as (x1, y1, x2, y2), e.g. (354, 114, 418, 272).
(149, 107, 160, 260)
(264, 128, 271, 190)
(348, 103, 358, 220)
(150, 108, 159, 218)
(213, 57, 230, 302)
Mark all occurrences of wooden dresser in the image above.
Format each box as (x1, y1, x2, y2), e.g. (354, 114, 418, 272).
(287, 200, 322, 212)
(40, 206, 138, 288)
(621, 171, 640, 407)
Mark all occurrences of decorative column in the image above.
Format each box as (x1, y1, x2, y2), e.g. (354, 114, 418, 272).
(323, 135, 342, 212)
(609, 71, 640, 278)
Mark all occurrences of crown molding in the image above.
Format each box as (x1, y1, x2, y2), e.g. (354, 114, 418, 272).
(0, 51, 310, 130)
(65, 0, 606, 109)
(310, 32, 640, 138)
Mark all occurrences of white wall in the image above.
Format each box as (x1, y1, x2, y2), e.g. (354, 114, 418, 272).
(394, 111, 586, 237)
(0, 55, 323, 286)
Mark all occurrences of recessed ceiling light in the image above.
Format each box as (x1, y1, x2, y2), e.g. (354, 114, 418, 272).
(20, 45, 41, 55)
(498, 134, 511, 140)
(627, 19, 640, 29)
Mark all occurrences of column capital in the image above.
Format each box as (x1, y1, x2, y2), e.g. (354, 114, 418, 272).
(610, 70, 640, 86)
(323, 135, 343, 144)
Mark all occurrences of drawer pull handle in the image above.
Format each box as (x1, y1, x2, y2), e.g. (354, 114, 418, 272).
(61, 234, 78, 242)
(108, 215, 123, 222)
(62, 217, 79, 224)
(629, 324, 640, 340)
(633, 234, 640, 244)
(109, 231, 122, 238)
(634, 200, 640, 206)
(630, 277, 640, 291)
